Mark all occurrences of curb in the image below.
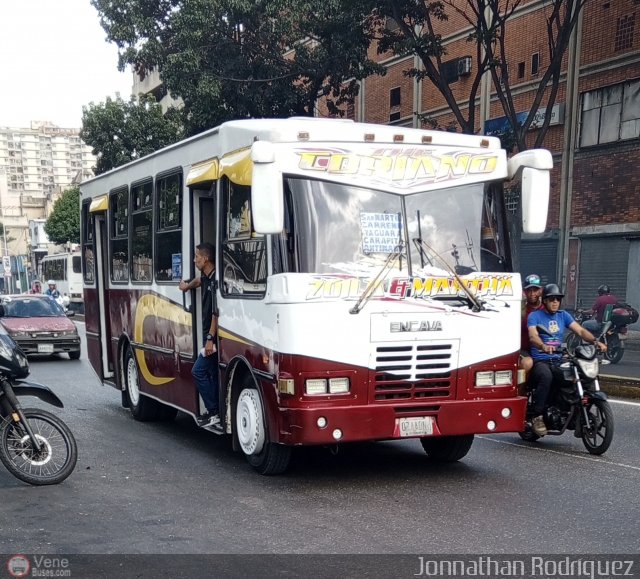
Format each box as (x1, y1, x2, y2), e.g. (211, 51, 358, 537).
(600, 376, 640, 400)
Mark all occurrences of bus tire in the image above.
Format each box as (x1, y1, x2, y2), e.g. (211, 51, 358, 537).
(122, 346, 170, 422)
(420, 435, 474, 462)
(69, 350, 81, 360)
(235, 382, 291, 475)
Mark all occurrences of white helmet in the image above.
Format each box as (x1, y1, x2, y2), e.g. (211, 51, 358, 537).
(47, 279, 56, 285)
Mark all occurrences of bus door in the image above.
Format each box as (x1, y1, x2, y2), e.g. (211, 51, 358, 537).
(92, 212, 115, 381)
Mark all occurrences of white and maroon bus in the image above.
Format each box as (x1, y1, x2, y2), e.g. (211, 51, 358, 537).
(80, 118, 551, 474)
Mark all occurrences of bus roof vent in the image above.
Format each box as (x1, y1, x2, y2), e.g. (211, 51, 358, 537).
(364, 133, 375, 142)
(422, 135, 433, 144)
(297, 131, 310, 141)
(480, 138, 490, 148)
(393, 134, 404, 142)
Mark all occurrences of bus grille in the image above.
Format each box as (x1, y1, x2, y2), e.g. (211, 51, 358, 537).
(374, 343, 454, 401)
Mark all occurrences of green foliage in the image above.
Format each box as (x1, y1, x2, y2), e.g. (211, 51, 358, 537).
(91, 0, 383, 135)
(81, 94, 184, 174)
(44, 187, 81, 245)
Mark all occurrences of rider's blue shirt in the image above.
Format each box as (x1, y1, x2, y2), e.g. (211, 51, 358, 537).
(528, 309, 575, 363)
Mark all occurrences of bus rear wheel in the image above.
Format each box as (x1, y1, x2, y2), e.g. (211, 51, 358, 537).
(235, 384, 291, 475)
(122, 346, 176, 422)
(420, 435, 474, 462)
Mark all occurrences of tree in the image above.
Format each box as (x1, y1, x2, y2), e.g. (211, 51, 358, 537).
(44, 187, 81, 246)
(91, 0, 383, 135)
(81, 94, 184, 175)
(368, 0, 587, 151)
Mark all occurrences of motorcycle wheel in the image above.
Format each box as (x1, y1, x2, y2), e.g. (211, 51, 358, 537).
(518, 427, 540, 442)
(0, 408, 78, 485)
(580, 399, 614, 455)
(605, 343, 624, 364)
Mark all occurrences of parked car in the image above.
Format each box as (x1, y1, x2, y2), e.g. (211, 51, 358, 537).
(0, 294, 81, 359)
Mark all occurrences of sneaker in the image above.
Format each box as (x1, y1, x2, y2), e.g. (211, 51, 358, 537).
(532, 415, 548, 437)
(197, 413, 221, 428)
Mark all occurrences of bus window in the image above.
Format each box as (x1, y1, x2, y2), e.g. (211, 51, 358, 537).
(155, 172, 182, 282)
(81, 201, 95, 283)
(221, 179, 267, 297)
(131, 180, 153, 283)
(110, 186, 129, 282)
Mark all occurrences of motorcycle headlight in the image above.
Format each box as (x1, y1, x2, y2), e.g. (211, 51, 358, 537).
(577, 358, 599, 379)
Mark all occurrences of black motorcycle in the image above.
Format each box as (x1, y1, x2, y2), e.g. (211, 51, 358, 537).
(0, 314, 77, 485)
(570, 305, 638, 364)
(520, 328, 614, 455)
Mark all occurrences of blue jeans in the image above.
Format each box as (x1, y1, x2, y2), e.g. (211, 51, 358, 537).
(192, 349, 219, 414)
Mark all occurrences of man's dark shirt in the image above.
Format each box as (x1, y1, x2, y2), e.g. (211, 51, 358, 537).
(200, 270, 215, 335)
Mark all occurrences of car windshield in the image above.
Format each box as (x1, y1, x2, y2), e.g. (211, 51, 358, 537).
(3, 298, 65, 318)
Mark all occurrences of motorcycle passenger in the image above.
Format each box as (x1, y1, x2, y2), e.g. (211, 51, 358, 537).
(583, 284, 620, 335)
(527, 284, 605, 436)
(44, 280, 61, 299)
(519, 274, 544, 372)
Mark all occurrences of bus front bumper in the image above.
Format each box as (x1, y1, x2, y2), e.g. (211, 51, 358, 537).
(276, 397, 527, 446)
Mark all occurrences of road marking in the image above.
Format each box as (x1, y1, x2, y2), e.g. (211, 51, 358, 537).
(608, 398, 640, 407)
(479, 435, 640, 472)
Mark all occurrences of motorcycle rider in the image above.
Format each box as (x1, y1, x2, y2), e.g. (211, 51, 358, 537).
(527, 283, 606, 436)
(583, 284, 620, 335)
(520, 274, 544, 372)
(44, 280, 61, 299)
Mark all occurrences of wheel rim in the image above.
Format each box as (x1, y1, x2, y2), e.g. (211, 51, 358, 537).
(236, 389, 265, 456)
(126, 353, 140, 406)
(582, 404, 607, 449)
(5, 417, 71, 478)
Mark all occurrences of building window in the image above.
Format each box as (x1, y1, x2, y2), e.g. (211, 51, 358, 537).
(389, 111, 401, 122)
(389, 87, 401, 108)
(517, 62, 525, 79)
(579, 78, 640, 147)
(531, 53, 540, 76)
(615, 13, 635, 51)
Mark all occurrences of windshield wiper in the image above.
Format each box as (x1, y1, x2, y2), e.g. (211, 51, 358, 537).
(413, 238, 484, 312)
(350, 244, 405, 315)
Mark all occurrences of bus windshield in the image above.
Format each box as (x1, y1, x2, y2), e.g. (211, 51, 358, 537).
(281, 178, 507, 276)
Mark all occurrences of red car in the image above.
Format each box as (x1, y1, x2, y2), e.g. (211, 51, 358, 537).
(0, 294, 81, 359)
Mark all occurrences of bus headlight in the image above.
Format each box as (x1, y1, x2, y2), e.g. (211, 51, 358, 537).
(305, 377, 350, 395)
(329, 377, 349, 394)
(475, 370, 512, 387)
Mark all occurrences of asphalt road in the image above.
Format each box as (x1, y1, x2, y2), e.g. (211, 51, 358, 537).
(1, 322, 639, 575)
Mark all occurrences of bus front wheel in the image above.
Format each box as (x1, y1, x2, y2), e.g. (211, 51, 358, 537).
(420, 434, 474, 462)
(235, 384, 291, 475)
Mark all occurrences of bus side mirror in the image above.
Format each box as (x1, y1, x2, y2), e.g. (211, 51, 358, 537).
(251, 141, 284, 234)
(521, 167, 549, 234)
(507, 149, 552, 235)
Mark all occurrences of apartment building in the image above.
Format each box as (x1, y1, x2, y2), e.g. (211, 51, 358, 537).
(0, 122, 95, 291)
(0, 121, 95, 255)
(318, 0, 640, 311)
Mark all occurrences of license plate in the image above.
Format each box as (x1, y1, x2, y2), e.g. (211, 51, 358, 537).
(394, 416, 434, 437)
(37, 344, 54, 354)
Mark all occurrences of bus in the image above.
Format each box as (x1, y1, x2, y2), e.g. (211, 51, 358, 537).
(79, 118, 551, 474)
(39, 251, 84, 312)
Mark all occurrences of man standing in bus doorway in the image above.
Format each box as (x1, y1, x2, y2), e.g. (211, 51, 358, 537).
(179, 242, 220, 429)
(44, 280, 60, 299)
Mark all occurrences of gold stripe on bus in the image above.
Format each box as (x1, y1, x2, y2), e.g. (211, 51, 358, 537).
(134, 294, 192, 386)
(186, 158, 220, 186)
(89, 195, 108, 213)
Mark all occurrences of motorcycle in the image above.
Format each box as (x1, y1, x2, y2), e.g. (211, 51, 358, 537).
(520, 326, 614, 455)
(0, 309, 77, 485)
(569, 306, 637, 364)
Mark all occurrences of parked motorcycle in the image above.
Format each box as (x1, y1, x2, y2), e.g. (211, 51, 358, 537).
(569, 304, 638, 364)
(0, 310, 77, 485)
(520, 326, 614, 455)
